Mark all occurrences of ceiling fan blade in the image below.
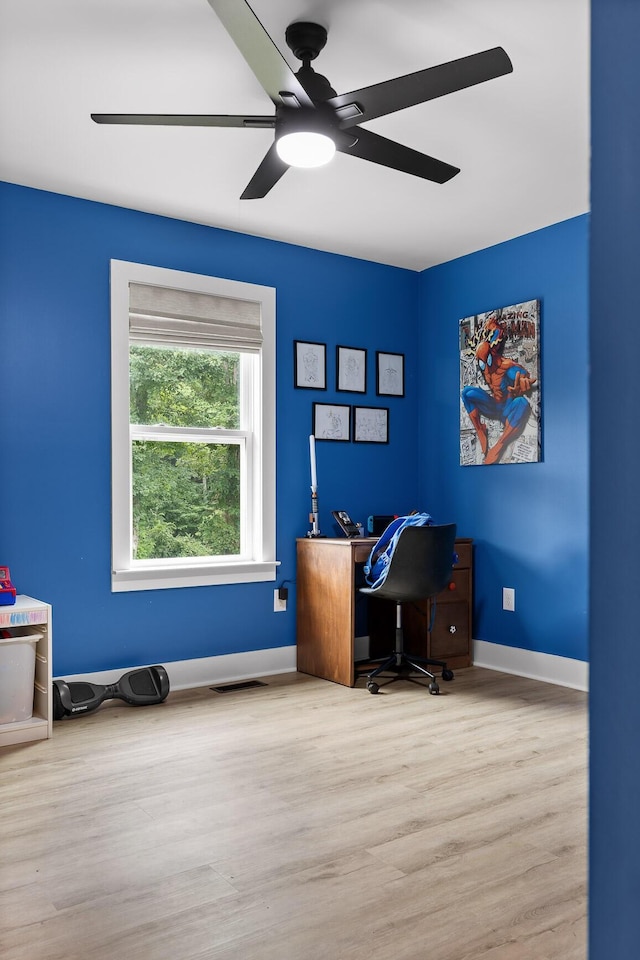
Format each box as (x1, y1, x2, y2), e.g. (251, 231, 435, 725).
(205, 0, 314, 110)
(240, 143, 289, 199)
(91, 113, 275, 128)
(338, 127, 459, 184)
(329, 47, 513, 126)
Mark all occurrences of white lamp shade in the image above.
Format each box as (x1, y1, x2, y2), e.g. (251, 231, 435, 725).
(276, 131, 336, 168)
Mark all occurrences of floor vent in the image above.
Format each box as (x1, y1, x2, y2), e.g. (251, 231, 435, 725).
(210, 680, 268, 694)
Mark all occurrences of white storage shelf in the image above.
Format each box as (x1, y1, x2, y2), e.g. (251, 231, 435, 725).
(0, 596, 52, 747)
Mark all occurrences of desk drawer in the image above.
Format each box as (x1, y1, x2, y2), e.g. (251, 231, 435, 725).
(454, 541, 472, 569)
(436, 568, 470, 604)
(430, 601, 470, 660)
(353, 540, 376, 563)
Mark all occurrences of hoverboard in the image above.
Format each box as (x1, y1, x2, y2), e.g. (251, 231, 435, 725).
(53, 665, 170, 719)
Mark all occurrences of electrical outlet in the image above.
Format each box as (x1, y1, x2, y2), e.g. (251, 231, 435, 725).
(273, 588, 287, 613)
(503, 587, 516, 612)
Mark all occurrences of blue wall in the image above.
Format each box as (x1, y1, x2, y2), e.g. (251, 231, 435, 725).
(419, 216, 589, 662)
(0, 181, 590, 679)
(589, 0, 640, 955)
(0, 181, 420, 676)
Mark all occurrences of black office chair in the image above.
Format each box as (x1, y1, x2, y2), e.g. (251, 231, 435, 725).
(359, 523, 457, 695)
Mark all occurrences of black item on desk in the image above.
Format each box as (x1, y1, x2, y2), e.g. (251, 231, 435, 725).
(359, 523, 457, 696)
(53, 665, 170, 719)
(332, 510, 361, 538)
(367, 515, 397, 537)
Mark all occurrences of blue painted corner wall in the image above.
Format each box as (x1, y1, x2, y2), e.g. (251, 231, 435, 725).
(1, 182, 590, 677)
(418, 215, 589, 663)
(0, 182, 421, 675)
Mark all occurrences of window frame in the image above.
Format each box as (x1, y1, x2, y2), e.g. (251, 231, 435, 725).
(110, 259, 277, 592)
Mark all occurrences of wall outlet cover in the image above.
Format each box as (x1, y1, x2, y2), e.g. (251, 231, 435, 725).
(503, 587, 516, 612)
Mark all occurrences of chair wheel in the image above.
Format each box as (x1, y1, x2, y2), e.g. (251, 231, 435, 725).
(429, 682, 440, 695)
(442, 668, 454, 682)
(367, 681, 379, 694)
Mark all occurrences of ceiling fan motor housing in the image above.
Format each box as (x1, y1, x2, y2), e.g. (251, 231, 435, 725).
(295, 66, 337, 102)
(276, 104, 336, 139)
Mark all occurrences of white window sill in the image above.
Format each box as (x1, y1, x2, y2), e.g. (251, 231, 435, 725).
(112, 560, 280, 592)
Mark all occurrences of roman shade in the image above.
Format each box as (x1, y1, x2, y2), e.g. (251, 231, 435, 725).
(129, 282, 262, 352)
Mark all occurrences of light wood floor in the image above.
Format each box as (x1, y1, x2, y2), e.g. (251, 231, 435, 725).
(0, 667, 587, 960)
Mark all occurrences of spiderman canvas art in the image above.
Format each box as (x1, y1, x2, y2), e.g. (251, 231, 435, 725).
(459, 300, 541, 466)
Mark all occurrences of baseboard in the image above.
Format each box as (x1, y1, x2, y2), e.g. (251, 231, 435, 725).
(473, 639, 589, 692)
(55, 641, 589, 694)
(55, 645, 297, 691)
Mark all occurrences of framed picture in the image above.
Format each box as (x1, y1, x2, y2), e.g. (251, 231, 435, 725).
(376, 351, 405, 397)
(459, 299, 541, 465)
(313, 402, 351, 441)
(336, 345, 367, 393)
(353, 405, 389, 444)
(294, 340, 326, 390)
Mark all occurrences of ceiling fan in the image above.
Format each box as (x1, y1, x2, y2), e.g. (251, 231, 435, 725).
(91, 0, 513, 200)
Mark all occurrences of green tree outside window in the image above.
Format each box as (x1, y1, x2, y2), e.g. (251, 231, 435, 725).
(130, 346, 242, 559)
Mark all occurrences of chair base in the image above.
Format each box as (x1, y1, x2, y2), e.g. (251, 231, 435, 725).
(359, 651, 454, 695)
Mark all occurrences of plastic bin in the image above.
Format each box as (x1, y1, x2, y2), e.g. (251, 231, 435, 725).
(0, 628, 38, 723)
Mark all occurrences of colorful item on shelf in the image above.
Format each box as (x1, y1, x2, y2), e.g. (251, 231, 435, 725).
(0, 566, 16, 606)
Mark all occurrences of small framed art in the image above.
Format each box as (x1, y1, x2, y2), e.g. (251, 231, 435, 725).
(353, 405, 389, 444)
(294, 340, 326, 390)
(336, 345, 367, 393)
(376, 351, 405, 397)
(313, 402, 351, 442)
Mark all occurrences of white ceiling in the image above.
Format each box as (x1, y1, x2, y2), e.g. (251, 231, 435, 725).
(0, 0, 589, 271)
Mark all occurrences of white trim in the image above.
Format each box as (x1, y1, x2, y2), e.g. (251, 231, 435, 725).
(55, 643, 589, 695)
(473, 639, 589, 691)
(110, 260, 276, 592)
(55, 646, 297, 691)
(130, 425, 247, 443)
(112, 560, 279, 591)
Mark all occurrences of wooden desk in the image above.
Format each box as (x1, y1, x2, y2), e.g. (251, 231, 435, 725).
(296, 536, 473, 687)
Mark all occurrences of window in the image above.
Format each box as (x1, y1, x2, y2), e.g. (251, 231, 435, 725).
(110, 260, 277, 592)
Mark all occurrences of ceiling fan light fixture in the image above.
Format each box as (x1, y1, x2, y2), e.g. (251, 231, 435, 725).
(276, 130, 336, 168)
